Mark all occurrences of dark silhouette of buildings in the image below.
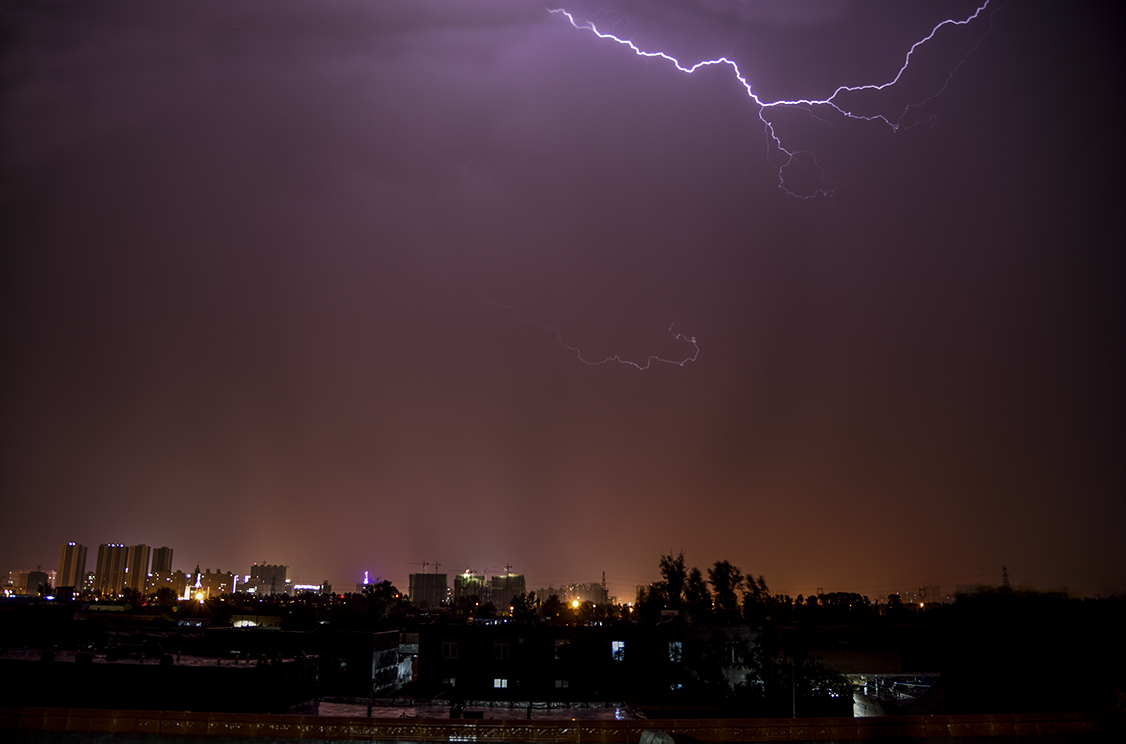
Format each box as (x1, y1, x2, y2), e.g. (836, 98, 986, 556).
(409, 572, 449, 607)
(151, 546, 173, 574)
(490, 573, 526, 612)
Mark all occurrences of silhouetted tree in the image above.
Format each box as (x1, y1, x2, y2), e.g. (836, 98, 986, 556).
(635, 584, 664, 624)
(540, 593, 565, 623)
(659, 552, 687, 610)
(679, 628, 743, 702)
(510, 591, 538, 623)
(708, 560, 743, 624)
(362, 580, 399, 622)
(121, 586, 143, 609)
(735, 632, 851, 717)
(152, 586, 178, 609)
(742, 574, 770, 626)
(683, 567, 712, 624)
(450, 594, 480, 618)
(885, 593, 905, 618)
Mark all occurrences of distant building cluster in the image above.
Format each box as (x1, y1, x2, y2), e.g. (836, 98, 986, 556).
(242, 563, 291, 596)
(54, 542, 200, 599)
(889, 585, 949, 606)
(10, 541, 612, 611)
(0, 542, 324, 601)
(407, 569, 530, 610)
(402, 570, 614, 611)
(0, 568, 53, 597)
(535, 582, 610, 607)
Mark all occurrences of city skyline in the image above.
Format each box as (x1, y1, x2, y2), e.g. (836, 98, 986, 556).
(3, 538, 1112, 604)
(1, 2, 1122, 604)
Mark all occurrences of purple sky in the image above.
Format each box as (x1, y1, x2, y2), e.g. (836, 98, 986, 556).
(2, 1, 1123, 601)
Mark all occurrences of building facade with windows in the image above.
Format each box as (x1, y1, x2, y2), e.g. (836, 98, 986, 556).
(409, 573, 449, 608)
(124, 544, 150, 593)
(92, 543, 154, 596)
(243, 563, 289, 595)
(453, 571, 487, 600)
(93, 544, 128, 596)
(56, 542, 87, 590)
(151, 547, 174, 574)
(417, 624, 754, 701)
(490, 573, 526, 612)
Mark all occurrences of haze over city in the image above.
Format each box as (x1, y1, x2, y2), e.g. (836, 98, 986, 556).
(1, 1, 1122, 602)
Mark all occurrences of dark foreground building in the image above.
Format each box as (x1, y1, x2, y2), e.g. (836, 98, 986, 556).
(0, 629, 401, 712)
(0, 650, 318, 712)
(417, 622, 765, 709)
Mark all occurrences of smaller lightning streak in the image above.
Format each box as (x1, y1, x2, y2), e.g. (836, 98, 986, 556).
(549, 2, 998, 198)
(485, 299, 699, 370)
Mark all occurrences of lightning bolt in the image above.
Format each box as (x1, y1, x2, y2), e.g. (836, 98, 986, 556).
(549, 2, 1000, 198)
(485, 298, 699, 370)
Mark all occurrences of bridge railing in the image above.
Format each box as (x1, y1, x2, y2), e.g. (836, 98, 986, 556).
(1, 708, 1121, 741)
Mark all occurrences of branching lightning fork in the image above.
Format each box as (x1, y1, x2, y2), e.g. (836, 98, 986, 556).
(549, 2, 998, 198)
(486, 298, 699, 370)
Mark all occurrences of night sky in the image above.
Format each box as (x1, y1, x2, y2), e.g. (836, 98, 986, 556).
(2, 1, 1123, 601)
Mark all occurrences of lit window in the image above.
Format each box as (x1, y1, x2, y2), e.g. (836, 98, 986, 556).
(555, 679, 569, 689)
(493, 678, 507, 689)
(669, 641, 682, 662)
(611, 641, 625, 661)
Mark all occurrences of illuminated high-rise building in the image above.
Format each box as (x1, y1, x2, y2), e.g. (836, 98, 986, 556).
(56, 542, 88, 589)
(94, 544, 128, 596)
(147, 546, 178, 596)
(124, 544, 151, 592)
(453, 570, 487, 599)
(94, 543, 152, 595)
